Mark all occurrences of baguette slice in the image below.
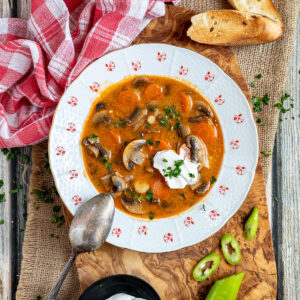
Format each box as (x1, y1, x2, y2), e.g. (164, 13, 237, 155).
(227, 0, 283, 27)
(187, 10, 283, 46)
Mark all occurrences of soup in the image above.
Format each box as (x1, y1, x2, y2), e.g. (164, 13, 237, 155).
(81, 75, 224, 219)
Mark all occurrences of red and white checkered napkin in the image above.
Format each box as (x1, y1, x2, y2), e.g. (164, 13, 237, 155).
(0, 0, 165, 148)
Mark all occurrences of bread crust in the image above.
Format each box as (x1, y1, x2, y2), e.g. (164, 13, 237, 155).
(227, 0, 283, 27)
(187, 0, 284, 46)
(187, 10, 283, 46)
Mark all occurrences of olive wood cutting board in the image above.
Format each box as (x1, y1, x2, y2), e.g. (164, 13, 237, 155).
(64, 5, 277, 299)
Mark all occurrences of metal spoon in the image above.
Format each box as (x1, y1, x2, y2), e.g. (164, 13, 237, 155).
(44, 193, 115, 300)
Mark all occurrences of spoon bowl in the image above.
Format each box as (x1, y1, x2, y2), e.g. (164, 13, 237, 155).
(69, 193, 115, 252)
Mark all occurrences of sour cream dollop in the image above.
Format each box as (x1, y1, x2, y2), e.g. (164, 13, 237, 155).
(105, 293, 145, 300)
(153, 150, 199, 189)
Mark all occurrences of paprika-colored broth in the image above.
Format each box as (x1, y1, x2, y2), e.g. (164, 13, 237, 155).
(81, 75, 224, 219)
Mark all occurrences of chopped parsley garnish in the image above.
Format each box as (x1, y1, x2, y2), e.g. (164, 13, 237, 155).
(1, 148, 20, 161)
(146, 189, 153, 201)
(94, 182, 101, 186)
(210, 176, 217, 183)
(146, 140, 155, 145)
(22, 154, 30, 164)
(176, 121, 181, 128)
(156, 141, 160, 147)
(105, 162, 112, 171)
(0, 179, 3, 189)
(160, 118, 167, 127)
(102, 156, 108, 163)
(0, 194, 5, 203)
(260, 150, 273, 157)
(9, 189, 18, 194)
(89, 133, 98, 139)
(53, 205, 61, 213)
(0, 220, 4, 225)
(251, 93, 269, 112)
(114, 123, 120, 128)
(274, 196, 278, 202)
(163, 160, 184, 178)
(162, 158, 168, 163)
(127, 188, 136, 197)
(200, 204, 206, 211)
(123, 141, 128, 147)
(150, 107, 157, 112)
(250, 82, 256, 88)
(179, 193, 186, 199)
(121, 120, 129, 127)
(274, 92, 294, 114)
(189, 173, 195, 178)
(256, 73, 263, 79)
(145, 123, 151, 129)
(149, 211, 155, 220)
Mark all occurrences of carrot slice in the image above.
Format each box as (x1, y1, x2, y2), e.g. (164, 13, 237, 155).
(144, 83, 162, 100)
(180, 92, 193, 112)
(110, 129, 121, 144)
(117, 89, 140, 106)
(151, 179, 169, 200)
(193, 119, 217, 144)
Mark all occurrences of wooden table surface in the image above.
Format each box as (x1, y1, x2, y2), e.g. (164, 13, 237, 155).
(0, 1, 299, 300)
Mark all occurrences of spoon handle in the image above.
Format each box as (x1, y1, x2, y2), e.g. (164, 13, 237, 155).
(44, 251, 78, 300)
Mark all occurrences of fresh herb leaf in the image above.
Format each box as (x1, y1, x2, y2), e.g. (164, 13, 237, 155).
(102, 156, 108, 163)
(146, 140, 155, 145)
(260, 150, 273, 157)
(9, 189, 18, 194)
(189, 173, 195, 178)
(105, 162, 112, 171)
(89, 133, 98, 139)
(162, 158, 168, 163)
(250, 82, 256, 88)
(150, 107, 157, 112)
(0, 194, 5, 203)
(146, 189, 153, 201)
(251, 93, 269, 112)
(53, 205, 61, 213)
(52, 214, 58, 224)
(22, 154, 30, 164)
(0, 220, 4, 225)
(156, 141, 160, 147)
(160, 118, 167, 127)
(274, 196, 278, 202)
(256, 73, 263, 79)
(210, 176, 217, 183)
(0, 179, 3, 189)
(163, 160, 184, 178)
(149, 211, 155, 220)
(256, 118, 262, 124)
(114, 123, 120, 128)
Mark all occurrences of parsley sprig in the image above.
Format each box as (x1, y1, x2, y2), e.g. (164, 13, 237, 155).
(163, 160, 184, 178)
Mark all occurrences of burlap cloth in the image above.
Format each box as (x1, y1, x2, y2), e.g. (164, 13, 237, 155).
(16, 1, 300, 299)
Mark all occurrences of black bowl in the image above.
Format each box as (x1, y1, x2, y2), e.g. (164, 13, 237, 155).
(78, 274, 161, 300)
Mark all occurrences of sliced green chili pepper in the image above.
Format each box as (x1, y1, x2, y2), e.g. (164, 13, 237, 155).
(205, 272, 245, 300)
(244, 206, 259, 241)
(193, 252, 221, 282)
(221, 233, 241, 265)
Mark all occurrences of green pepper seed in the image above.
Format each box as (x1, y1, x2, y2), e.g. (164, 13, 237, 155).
(193, 252, 221, 282)
(244, 206, 259, 241)
(205, 272, 245, 300)
(221, 233, 241, 265)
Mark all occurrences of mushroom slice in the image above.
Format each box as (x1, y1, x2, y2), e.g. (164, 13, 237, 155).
(111, 175, 126, 193)
(186, 135, 209, 167)
(92, 110, 112, 125)
(195, 100, 213, 117)
(86, 145, 99, 159)
(132, 76, 152, 88)
(95, 144, 111, 160)
(95, 102, 105, 111)
(121, 195, 148, 214)
(123, 139, 146, 170)
(190, 181, 210, 195)
(177, 123, 191, 138)
(128, 107, 147, 127)
(188, 115, 209, 123)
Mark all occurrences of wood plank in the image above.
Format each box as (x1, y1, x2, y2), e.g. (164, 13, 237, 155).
(273, 16, 300, 300)
(73, 5, 277, 299)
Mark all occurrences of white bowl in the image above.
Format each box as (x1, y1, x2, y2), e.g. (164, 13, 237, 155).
(49, 44, 258, 253)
